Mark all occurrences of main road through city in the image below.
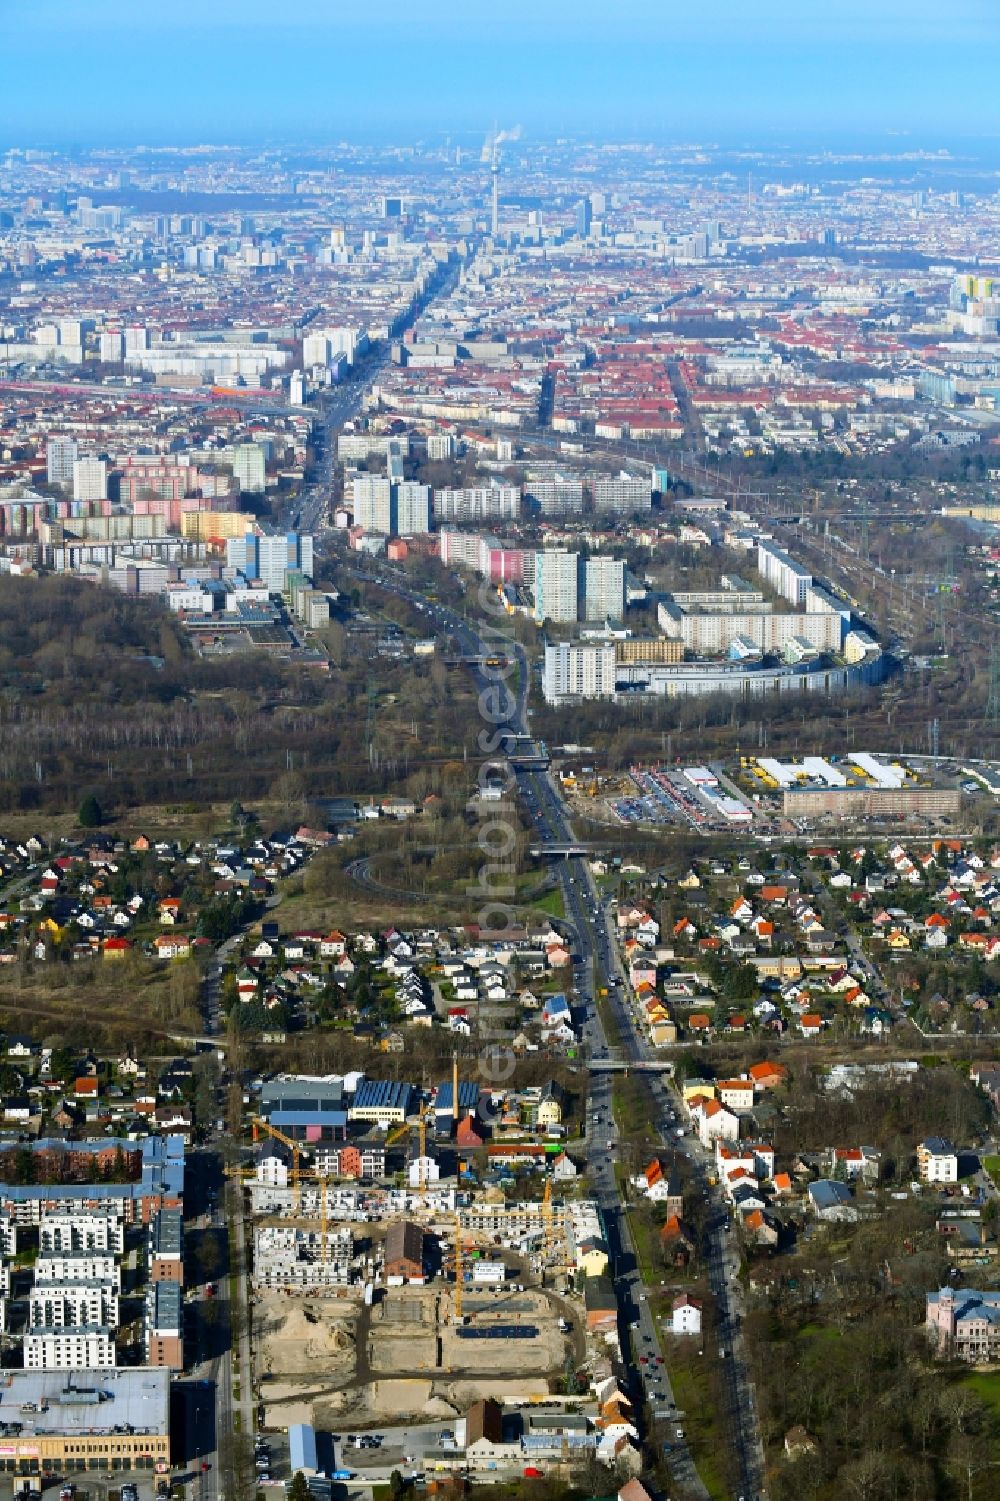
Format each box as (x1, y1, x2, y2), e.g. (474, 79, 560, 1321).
(349, 568, 766, 1501)
(202, 241, 764, 1495)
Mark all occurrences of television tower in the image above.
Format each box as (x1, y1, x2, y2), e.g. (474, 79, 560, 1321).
(482, 124, 521, 239)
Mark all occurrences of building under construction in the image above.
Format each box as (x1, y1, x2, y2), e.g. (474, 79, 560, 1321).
(252, 1225, 355, 1289)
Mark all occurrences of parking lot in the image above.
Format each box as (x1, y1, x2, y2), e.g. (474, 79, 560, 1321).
(0, 1480, 167, 1501)
(613, 768, 711, 829)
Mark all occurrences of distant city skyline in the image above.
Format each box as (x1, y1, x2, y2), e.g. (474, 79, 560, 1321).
(4, 0, 1000, 146)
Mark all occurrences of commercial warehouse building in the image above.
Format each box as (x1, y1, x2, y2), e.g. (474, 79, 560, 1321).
(0, 1369, 170, 1479)
(783, 786, 961, 818)
(349, 1080, 414, 1125)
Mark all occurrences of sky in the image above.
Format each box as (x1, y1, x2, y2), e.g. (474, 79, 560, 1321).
(4, 0, 1000, 147)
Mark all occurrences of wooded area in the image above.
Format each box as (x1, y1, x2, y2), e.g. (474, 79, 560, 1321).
(0, 576, 478, 817)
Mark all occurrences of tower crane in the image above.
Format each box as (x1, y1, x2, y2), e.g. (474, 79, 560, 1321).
(251, 1115, 302, 1212)
(542, 1178, 554, 1262)
(449, 1210, 466, 1322)
(319, 1176, 329, 1265)
(415, 1103, 430, 1197)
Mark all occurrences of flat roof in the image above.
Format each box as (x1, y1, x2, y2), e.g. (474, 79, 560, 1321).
(150, 1282, 182, 1333)
(261, 1078, 345, 1112)
(270, 1110, 348, 1130)
(0, 1369, 169, 1438)
(152, 1208, 182, 1257)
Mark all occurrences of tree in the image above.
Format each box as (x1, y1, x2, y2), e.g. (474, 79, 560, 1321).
(78, 794, 102, 828)
(389, 1470, 406, 1499)
(288, 1473, 310, 1501)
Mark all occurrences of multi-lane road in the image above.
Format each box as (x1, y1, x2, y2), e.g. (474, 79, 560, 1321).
(280, 255, 463, 537)
(355, 572, 766, 1500)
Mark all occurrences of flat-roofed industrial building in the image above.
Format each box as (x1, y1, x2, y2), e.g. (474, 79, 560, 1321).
(0, 1368, 170, 1479)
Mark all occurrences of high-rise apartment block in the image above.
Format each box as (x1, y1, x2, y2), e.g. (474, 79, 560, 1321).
(99, 329, 124, 363)
(527, 476, 584, 516)
(756, 540, 812, 606)
(302, 333, 331, 367)
(582, 557, 626, 621)
(396, 481, 431, 535)
(592, 472, 653, 514)
(352, 476, 430, 536)
(46, 437, 78, 488)
(353, 474, 393, 534)
(432, 484, 520, 524)
(534, 550, 579, 624)
(231, 443, 267, 494)
(72, 457, 108, 503)
(227, 531, 314, 593)
(542, 643, 617, 704)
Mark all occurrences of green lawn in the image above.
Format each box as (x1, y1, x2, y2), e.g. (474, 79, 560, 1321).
(596, 992, 623, 1049)
(983, 1155, 1000, 1188)
(612, 1074, 660, 1152)
(797, 1322, 843, 1343)
(963, 1370, 1000, 1420)
(669, 1353, 731, 1501)
(626, 1204, 661, 1283)
(533, 886, 566, 920)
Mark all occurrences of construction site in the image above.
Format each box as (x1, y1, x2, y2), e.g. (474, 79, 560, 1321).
(255, 1280, 580, 1431)
(239, 1080, 594, 1435)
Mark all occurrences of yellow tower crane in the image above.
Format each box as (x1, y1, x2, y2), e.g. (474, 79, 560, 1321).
(319, 1176, 329, 1265)
(452, 1210, 464, 1321)
(541, 1178, 554, 1262)
(415, 1103, 431, 1197)
(251, 1115, 302, 1213)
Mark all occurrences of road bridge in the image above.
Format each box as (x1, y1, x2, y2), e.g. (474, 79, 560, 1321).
(587, 1058, 673, 1074)
(528, 843, 590, 858)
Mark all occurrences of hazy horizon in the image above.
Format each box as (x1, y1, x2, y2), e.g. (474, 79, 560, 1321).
(5, 1, 1000, 148)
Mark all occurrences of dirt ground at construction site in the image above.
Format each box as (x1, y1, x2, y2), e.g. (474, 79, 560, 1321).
(255, 1283, 576, 1432)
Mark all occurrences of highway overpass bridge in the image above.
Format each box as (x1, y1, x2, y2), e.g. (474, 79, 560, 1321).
(529, 843, 590, 858)
(587, 1058, 675, 1074)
